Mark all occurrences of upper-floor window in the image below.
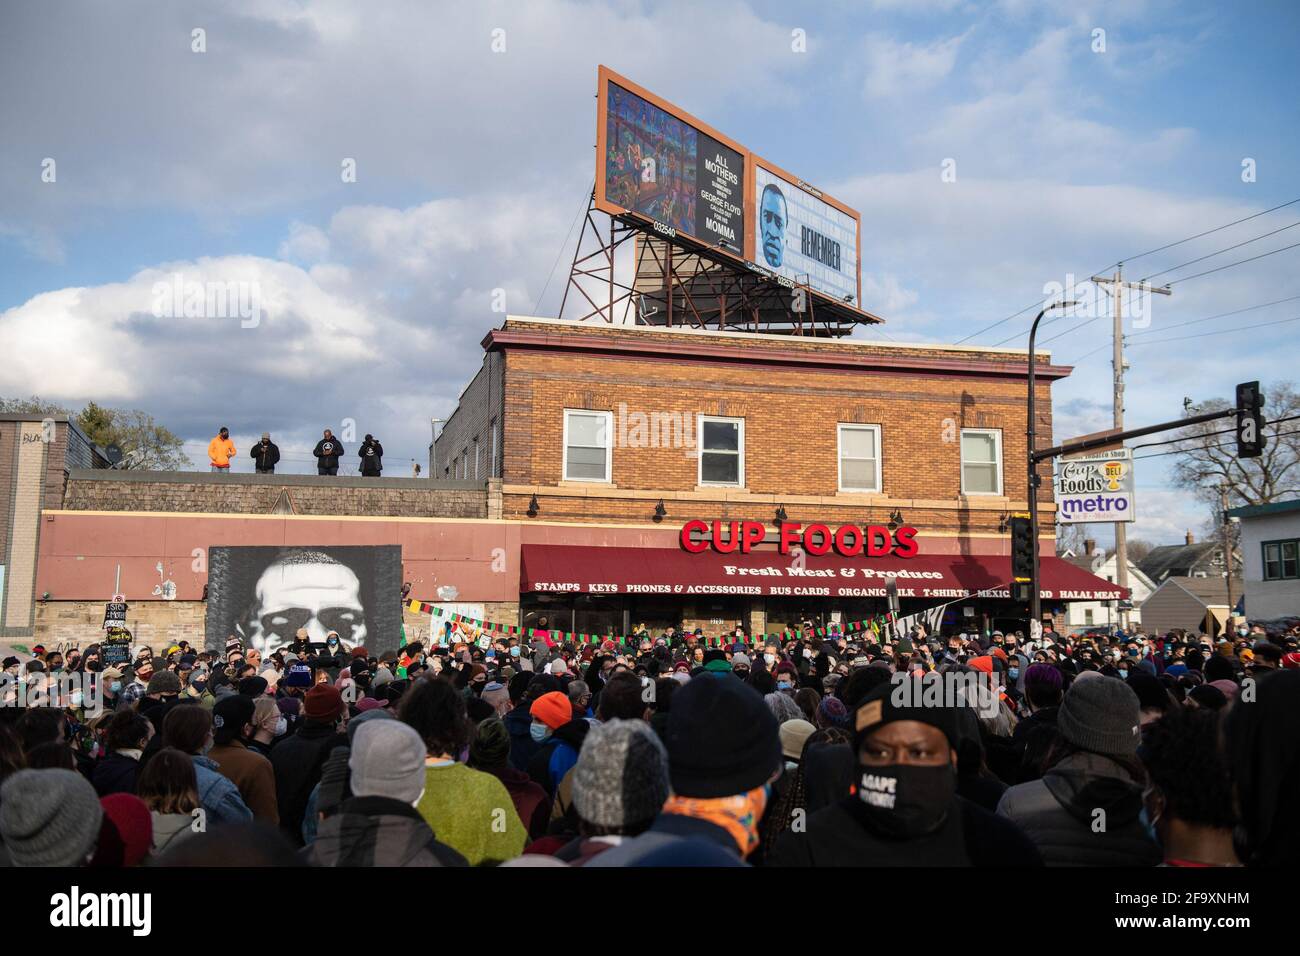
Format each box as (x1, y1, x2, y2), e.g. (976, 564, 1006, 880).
(698, 415, 744, 486)
(960, 428, 1002, 495)
(563, 409, 612, 482)
(838, 423, 882, 493)
(1263, 539, 1299, 580)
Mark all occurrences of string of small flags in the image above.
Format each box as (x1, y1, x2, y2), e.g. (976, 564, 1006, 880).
(405, 599, 896, 645)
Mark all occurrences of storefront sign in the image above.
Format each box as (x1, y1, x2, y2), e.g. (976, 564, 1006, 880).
(678, 519, 919, 558)
(1055, 448, 1136, 524)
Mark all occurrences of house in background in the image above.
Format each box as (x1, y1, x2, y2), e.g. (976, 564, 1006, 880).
(1059, 538, 1156, 630)
(1138, 530, 1234, 585)
(1141, 575, 1243, 638)
(1224, 499, 1300, 621)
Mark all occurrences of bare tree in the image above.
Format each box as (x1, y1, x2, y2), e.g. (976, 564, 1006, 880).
(1170, 381, 1300, 511)
(1125, 538, 1155, 563)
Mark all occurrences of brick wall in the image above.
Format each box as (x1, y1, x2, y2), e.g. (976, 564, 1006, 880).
(492, 323, 1059, 538)
(63, 472, 490, 518)
(432, 352, 503, 481)
(35, 600, 206, 649)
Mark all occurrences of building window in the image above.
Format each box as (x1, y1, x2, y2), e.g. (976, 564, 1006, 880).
(460, 449, 468, 480)
(1262, 539, 1299, 580)
(960, 428, 1002, 496)
(838, 423, 882, 493)
(563, 409, 612, 482)
(1084, 608, 1094, 625)
(473, 437, 480, 480)
(490, 418, 498, 477)
(698, 415, 744, 486)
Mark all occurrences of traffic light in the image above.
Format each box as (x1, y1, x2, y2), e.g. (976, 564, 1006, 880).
(1009, 514, 1034, 603)
(1236, 381, 1266, 458)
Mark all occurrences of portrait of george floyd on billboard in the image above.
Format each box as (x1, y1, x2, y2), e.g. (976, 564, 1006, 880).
(596, 66, 747, 256)
(752, 158, 862, 304)
(205, 545, 403, 656)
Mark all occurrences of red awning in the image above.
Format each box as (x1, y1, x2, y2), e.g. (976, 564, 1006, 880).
(519, 545, 1127, 601)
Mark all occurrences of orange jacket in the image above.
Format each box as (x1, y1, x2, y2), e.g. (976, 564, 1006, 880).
(208, 435, 236, 467)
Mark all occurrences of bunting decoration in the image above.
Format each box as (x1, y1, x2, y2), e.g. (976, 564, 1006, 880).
(403, 598, 903, 646)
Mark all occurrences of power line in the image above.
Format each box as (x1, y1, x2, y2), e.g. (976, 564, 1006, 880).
(1126, 313, 1300, 346)
(1116, 196, 1300, 266)
(1164, 239, 1300, 286)
(533, 182, 594, 316)
(1139, 220, 1300, 282)
(1133, 428, 1300, 461)
(1129, 413, 1300, 453)
(1126, 293, 1300, 338)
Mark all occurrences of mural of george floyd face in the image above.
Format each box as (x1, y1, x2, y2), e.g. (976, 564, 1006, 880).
(206, 546, 402, 656)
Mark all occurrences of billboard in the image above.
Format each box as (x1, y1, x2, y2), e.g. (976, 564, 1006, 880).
(595, 66, 863, 308)
(205, 545, 403, 655)
(598, 69, 746, 254)
(1055, 448, 1136, 524)
(752, 159, 861, 303)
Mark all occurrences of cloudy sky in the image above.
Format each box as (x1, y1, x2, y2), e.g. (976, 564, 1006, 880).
(1, 0, 1297, 547)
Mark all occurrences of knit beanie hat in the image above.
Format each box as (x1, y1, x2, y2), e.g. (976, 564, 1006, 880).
(779, 718, 817, 760)
(666, 674, 780, 798)
(0, 769, 103, 866)
(572, 719, 669, 828)
(853, 680, 961, 751)
(146, 669, 181, 695)
(816, 695, 848, 728)
(469, 717, 512, 767)
(1057, 675, 1141, 757)
(212, 694, 256, 744)
(304, 684, 344, 722)
(93, 793, 153, 867)
(530, 691, 572, 731)
(349, 720, 427, 804)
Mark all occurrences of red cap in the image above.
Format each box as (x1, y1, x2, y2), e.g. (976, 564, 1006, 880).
(94, 794, 152, 867)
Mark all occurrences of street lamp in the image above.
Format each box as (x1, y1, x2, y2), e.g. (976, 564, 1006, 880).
(1026, 299, 1080, 628)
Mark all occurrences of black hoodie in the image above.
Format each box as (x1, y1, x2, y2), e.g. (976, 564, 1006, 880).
(313, 437, 344, 468)
(251, 440, 281, 471)
(359, 439, 384, 475)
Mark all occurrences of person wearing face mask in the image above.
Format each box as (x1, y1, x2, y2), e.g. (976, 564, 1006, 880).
(161, 704, 253, 826)
(768, 681, 1042, 867)
(208, 426, 236, 473)
(207, 694, 280, 825)
(250, 432, 280, 474)
(527, 691, 589, 797)
(247, 696, 287, 757)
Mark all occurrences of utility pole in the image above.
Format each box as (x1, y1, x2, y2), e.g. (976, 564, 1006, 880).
(1220, 484, 1235, 625)
(1090, 265, 1171, 632)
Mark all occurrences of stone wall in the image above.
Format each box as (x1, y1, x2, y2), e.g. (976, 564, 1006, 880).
(63, 470, 491, 518)
(34, 600, 206, 650)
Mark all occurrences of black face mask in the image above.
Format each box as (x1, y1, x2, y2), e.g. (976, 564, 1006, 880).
(856, 763, 956, 838)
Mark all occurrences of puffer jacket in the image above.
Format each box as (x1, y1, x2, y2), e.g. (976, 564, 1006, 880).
(307, 796, 468, 867)
(995, 750, 1161, 866)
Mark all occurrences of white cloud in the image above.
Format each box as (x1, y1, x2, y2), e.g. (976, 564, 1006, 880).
(862, 32, 967, 99)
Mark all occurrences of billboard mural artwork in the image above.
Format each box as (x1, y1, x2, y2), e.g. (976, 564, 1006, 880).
(753, 163, 860, 303)
(205, 545, 403, 655)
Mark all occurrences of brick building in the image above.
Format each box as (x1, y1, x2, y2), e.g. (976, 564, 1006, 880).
(432, 315, 1121, 638)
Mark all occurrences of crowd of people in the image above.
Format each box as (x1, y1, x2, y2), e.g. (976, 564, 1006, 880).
(207, 427, 385, 477)
(1, 619, 1296, 867)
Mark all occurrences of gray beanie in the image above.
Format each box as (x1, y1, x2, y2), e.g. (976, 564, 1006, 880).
(349, 720, 427, 804)
(1057, 674, 1141, 757)
(571, 719, 669, 829)
(0, 769, 104, 866)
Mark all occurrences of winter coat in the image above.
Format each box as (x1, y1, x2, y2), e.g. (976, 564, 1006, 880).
(307, 795, 468, 867)
(192, 754, 253, 825)
(150, 812, 197, 856)
(770, 794, 1043, 867)
(250, 440, 281, 471)
(207, 435, 236, 467)
(270, 720, 347, 845)
(312, 438, 345, 468)
(483, 764, 553, 841)
(996, 750, 1161, 867)
(505, 703, 541, 772)
(207, 739, 279, 824)
(526, 718, 589, 797)
(414, 762, 528, 866)
(92, 751, 141, 797)
(359, 440, 384, 475)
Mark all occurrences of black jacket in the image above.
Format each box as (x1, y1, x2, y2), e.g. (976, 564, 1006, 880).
(270, 720, 347, 846)
(92, 752, 141, 797)
(251, 440, 281, 471)
(312, 438, 345, 467)
(307, 795, 467, 867)
(769, 794, 1043, 867)
(359, 440, 384, 475)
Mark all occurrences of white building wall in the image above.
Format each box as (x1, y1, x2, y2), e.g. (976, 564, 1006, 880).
(1238, 510, 1300, 619)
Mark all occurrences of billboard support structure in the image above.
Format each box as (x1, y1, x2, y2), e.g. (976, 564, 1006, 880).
(559, 191, 857, 336)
